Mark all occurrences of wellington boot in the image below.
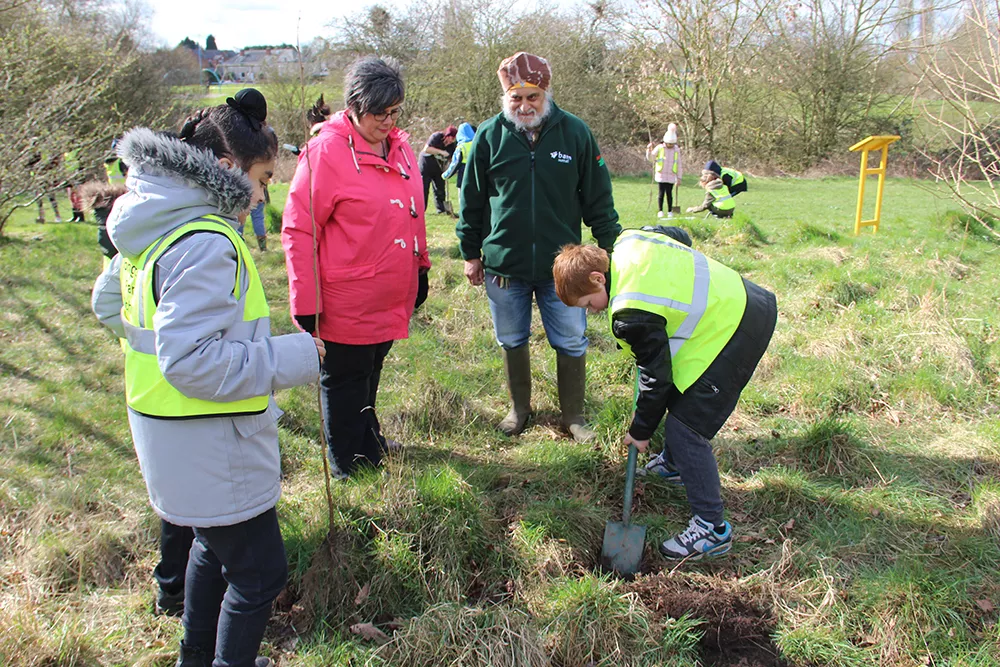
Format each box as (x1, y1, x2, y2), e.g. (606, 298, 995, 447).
(557, 353, 596, 443)
(498, 345, 532, 436)
(256, 235, 267, 251)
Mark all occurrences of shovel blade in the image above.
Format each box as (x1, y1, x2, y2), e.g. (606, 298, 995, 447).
(600, 520, 646, 577)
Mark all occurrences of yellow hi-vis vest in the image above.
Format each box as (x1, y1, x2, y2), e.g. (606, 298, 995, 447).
(609, 229, 746, 392)
(105, 159, 126, 185)
(459, 140, 472, 164)
(120, 216, 270, 418)
(721, 167, 745, 189)
(653, 145, 679, 180)
(711, 182, 736, 212)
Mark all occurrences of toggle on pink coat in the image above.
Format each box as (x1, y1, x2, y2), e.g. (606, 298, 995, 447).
(283, 110, 431, 345)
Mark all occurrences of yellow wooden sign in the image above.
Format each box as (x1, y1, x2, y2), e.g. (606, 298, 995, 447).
(849, 135, 900, 235)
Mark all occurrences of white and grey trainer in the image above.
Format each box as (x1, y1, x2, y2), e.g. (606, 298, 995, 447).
(659, 515, 733, 560)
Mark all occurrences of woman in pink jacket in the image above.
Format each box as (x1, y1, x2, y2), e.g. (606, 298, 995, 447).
(282, 56, 430, 477)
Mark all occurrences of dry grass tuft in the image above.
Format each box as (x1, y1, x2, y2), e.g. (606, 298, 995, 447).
(534, 574, 696, 667)
(370, 603, 547, 667)
(0, 602, 100, 666)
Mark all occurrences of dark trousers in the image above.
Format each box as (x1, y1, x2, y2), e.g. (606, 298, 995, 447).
(455, 163, 466, 190)
(320, 339, 393, 475)
(419, 155, 446, 213)
(657, 182, 674, 212)
(183, 507, 287, 667)
(660, 279, 777, 525)
(660, 415, 724, 525)
(154, 520, 194, 596)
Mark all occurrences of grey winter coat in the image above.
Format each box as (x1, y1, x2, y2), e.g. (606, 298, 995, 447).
(91, 128, 319, 528)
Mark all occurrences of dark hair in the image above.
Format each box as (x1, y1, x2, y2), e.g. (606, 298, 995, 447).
(307, 94, 331, 125)
(343, 56, 404, 118)
(178, 105, 278, 170)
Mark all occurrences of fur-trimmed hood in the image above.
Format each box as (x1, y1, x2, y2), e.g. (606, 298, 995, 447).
(107, 128, 253, 261)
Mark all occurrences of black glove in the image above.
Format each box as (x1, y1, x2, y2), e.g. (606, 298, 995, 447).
(414, 270, 429, 310)
(294, 314, 316, 335)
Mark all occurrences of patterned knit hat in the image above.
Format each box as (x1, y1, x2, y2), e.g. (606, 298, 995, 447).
(497, 52, 551, 92)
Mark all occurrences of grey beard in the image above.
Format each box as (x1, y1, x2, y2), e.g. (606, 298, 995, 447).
(503, 94, 552, 132)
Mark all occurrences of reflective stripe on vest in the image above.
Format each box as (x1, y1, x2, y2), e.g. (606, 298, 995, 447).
(119, 216, 270, 419)
(609, 230, 746, 391)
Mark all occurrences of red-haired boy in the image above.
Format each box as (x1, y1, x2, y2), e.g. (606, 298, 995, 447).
(552, 226, 776, 560)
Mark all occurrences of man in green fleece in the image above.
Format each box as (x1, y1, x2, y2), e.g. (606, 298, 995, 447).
(456, 51, 621, 443)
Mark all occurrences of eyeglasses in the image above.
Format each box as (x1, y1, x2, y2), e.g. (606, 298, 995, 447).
(371, 107, 403, 122)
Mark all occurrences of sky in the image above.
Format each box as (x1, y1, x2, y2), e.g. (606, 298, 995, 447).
(146, 0, 578, 51)
(146, 0, 409, 51)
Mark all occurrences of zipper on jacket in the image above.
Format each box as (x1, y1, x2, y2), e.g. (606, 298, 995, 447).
(530, 150, 536, 282)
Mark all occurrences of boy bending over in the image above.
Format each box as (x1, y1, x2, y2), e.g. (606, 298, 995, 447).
(553, 226, 776, 560)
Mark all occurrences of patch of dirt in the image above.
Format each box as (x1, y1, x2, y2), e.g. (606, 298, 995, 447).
(628, 573, 787, 667)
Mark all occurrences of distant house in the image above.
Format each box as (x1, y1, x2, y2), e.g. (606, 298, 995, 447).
(181, 46, 235, 79)
(199, 49, 236, 70)
(219, 48, 299, 82)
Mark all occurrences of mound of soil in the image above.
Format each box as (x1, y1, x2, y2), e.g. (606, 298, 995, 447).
(629, 573, 787, 667)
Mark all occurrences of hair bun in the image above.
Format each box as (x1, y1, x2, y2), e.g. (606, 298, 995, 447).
(226, 88, 267, 131)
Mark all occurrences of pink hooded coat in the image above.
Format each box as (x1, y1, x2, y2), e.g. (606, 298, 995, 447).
(283, 111, 431, 345)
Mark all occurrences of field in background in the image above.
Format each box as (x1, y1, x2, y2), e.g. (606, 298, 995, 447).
(1, 176, 998, 666)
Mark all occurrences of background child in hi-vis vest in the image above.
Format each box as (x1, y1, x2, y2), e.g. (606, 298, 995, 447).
(552, 226, 777, 563)
(645, 123, 682, 219)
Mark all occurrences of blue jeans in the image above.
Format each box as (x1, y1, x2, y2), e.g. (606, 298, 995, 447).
(237, 202, 266, 237)
(484, 274, 588, 356)
(182, 507, 287, 667)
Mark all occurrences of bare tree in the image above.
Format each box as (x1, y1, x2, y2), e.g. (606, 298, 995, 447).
(0, 0, 175, 233)
(919, 0, 1000, 240)
(768, 0, 909, 165)
(620, 0, 775, 153)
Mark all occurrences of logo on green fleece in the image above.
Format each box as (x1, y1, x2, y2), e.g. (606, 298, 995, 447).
(596, 154, 605, 167)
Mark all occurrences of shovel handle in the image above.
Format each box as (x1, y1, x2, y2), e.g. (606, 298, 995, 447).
(623, 443, 638, 526)
(623, 367, 640, 526)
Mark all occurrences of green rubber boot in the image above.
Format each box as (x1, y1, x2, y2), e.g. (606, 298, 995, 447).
(557, 352, 596, 443)
(498, 345, 532, 436)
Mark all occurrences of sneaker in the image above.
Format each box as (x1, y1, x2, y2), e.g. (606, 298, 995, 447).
(659, 515, 732, 561)
(657, 210, 664, 219)
(255, 659, 274, 667)
(637, 452, 683, 485)
(667, 211, 675, 219)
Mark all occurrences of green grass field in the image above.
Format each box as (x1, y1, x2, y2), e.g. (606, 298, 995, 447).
(1, 175, 998, 666)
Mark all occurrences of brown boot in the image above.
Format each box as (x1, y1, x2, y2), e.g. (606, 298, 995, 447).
(557, 352, 596, 443)
(498, 345, 532, 435)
